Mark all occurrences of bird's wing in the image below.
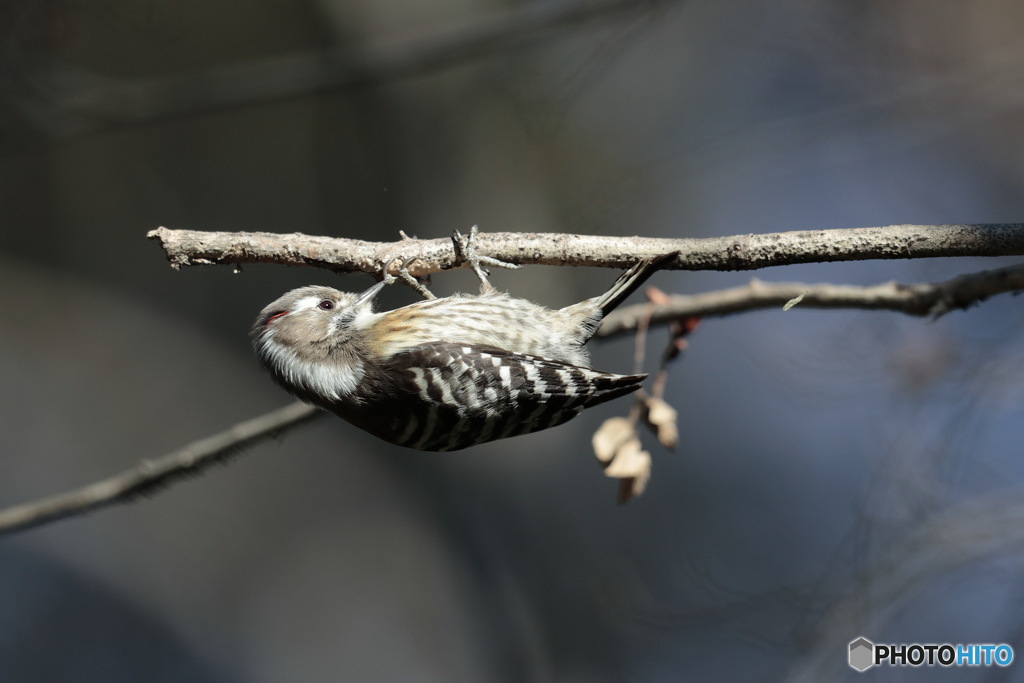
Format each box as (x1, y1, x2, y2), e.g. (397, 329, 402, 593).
(379, 342, 645, 451)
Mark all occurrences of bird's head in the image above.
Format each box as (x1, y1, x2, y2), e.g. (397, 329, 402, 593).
(251, 281, 385, 400)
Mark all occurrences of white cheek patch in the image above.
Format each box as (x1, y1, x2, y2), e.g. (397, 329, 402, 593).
(258, 336, 364, 400)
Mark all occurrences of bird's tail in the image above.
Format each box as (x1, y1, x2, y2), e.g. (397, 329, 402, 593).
(561, 252, 675, 346)
(593, 252, 675, 316)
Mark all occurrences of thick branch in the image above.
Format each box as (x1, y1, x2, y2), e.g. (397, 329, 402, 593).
(599, 263, 1024, 336)
(147, 224, 1024, 276)
(0, 402, 320, 536)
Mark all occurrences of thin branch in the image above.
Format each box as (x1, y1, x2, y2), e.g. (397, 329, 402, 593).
(598, 262, 1024, 336)
(0, 402, 320, 536)
(23, 0, 663, 140)
(147, 224, 1024, 277)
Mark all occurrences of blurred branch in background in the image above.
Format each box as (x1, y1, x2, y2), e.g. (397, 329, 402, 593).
(148, 223, 1024, 274)
(3, 225, 1022, 535)
(13, 0, 666, 142)
(0, 402, 319, 535)
(787, 489, 1024, 682)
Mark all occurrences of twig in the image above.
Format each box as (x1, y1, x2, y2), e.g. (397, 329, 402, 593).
(147, 224, 1024, 276)
(0, 402, 321, 536)
(598, 263, 1024, 336)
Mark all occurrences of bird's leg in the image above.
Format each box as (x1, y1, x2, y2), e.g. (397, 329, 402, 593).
(452, 225, 520, 294)
(383, 257, 437, 300)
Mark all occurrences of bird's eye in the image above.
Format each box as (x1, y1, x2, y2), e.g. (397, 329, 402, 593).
(318, 299, 335, 311)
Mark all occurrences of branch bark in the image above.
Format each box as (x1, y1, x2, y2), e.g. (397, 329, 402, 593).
(148, 224, 1024, 276)
(0, 402, 320, 536)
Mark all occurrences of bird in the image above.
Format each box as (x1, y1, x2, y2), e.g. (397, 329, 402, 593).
(252, 250, 672, 452)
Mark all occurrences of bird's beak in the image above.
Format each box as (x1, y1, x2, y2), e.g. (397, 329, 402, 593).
(355, 280, 386, 307)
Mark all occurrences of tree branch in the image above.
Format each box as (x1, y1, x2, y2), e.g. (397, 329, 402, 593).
(0, 402, 320, 536)
(147, 224, 1024, 276)
(598, 262, 1024, 336)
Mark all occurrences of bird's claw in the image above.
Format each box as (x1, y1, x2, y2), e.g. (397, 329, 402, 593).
(382, 256, 437, 300)
(452, 225, 520, 294)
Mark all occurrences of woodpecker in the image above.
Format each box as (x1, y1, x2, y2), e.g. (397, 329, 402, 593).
(252, 254, 671, 451)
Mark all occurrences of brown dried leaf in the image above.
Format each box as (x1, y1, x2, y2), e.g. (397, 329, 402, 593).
(592, 417, 636, 464)
(604, 437, 652, 503)
(641, 396, 678, 450)
(603, 437, 651, 479)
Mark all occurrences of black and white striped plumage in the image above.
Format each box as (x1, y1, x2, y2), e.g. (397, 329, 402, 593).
(252, 257, 666, 451)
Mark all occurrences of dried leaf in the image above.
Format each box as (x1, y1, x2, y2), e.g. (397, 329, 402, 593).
(641, 397, 678, 450)
(593, 417, 630, 464)
(592, 417, 636, 464)
(594, 419, 655, 502)
(604, 437, 652, 503)
(603, 437, 650, 479)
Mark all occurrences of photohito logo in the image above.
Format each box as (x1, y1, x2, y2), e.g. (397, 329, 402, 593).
(848, 637, 1013, 672)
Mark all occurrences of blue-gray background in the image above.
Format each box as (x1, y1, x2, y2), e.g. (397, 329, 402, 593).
(2, 1, 1023, 681)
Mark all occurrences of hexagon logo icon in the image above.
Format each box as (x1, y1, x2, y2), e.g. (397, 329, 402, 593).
(849, 637, 874, 672)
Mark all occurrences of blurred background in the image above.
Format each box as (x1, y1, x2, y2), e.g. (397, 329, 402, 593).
(2, 0, 1024, 680)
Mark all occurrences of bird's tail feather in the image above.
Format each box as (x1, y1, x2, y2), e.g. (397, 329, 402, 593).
(594, 252, 676, 316)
